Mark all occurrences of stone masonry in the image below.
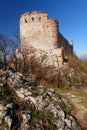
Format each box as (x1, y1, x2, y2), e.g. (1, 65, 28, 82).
(20, 11, 73, 54)
(20, 11, 58, 51)
(16, 11, 73, 68)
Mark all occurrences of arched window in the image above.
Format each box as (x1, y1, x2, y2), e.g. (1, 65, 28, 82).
(39, 17, 41, 20)
(25, 19, 27, 23)
(32, 17, 34, 21)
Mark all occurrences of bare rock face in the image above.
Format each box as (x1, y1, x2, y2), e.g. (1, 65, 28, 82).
(0, 103, 14, 129)
(21, 111, 31, 130)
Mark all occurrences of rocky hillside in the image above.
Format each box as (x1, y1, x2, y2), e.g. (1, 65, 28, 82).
(29, 54, 87, 90)
(0, 66, 82, 130)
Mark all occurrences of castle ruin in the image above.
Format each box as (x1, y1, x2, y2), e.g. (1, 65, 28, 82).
(16, 11, 73, 68)
(20, 11, 73, 55)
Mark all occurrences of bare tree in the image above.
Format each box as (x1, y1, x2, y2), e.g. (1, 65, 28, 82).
(12, 30, 20, 48)
(0, 34, 18, 67)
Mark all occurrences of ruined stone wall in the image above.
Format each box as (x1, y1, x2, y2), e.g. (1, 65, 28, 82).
(20, 11, 58, 52)
(58, 33, 73, 55)
(19, 11, 73, 68)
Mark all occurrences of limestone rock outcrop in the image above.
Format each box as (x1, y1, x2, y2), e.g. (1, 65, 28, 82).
(0, 67, 82, 130)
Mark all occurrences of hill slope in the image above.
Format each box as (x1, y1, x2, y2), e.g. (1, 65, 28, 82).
(0, 67, 82, 130)
(0, 54, 87, 129)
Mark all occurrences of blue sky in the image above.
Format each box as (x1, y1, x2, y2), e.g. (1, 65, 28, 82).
(0, 0, 87, 56)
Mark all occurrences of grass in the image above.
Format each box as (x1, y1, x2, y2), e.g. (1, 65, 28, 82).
(78, 90, 87, 109)
(84, 112, 87, 121)
(64, 104, 72, 113)
(32, 109, 53, 123)
(30, 109, 56, 130)
(37, 54, 87, 89)
(58, 87, 87, 129)
(19, 53, 87, 90)
(14, 85, 22, 90)
(31, 87, 44, 97)
(2, 98, 11, 105)
(1, 54, 87, 129)
(59, 87, 87, 108)
(49, 125, 56, 130)
(0, 83, 12, 105)
(69, 88, 87, 109)
(67, 54, 87, 86)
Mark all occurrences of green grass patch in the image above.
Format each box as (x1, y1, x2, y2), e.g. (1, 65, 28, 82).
(68, 54, 87, 86)
(32, 109, 54, 124)
(49, 125, 56, 130)
(31, 88, 44, 97)
(2, 98, 11, 105)
(14, 85, 22, 90)
(84, 112, 87, 121)
(65, 104, 72, 113)
(70, 89, 87, 109)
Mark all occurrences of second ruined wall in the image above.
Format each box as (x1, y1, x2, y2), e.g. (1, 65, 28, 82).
(20, 11, 58, 52)
(58, 33, 73, 55)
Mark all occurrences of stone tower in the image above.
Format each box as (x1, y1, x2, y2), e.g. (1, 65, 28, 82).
(16, 11, 74, 68)
(20, 11, 59, 52)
